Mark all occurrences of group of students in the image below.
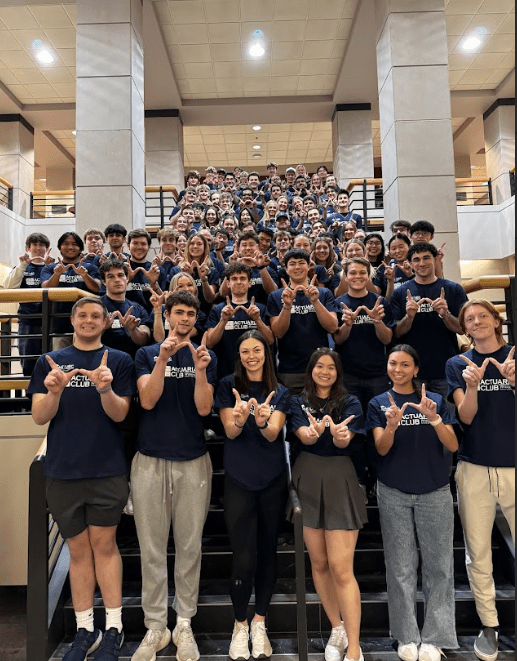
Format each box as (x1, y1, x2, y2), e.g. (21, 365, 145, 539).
(2, 165, 514, 661)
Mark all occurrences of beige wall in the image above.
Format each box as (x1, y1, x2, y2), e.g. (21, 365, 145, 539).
(0, 415, 48, 585)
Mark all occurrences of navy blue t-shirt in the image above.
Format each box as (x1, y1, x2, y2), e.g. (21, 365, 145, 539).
(267, 287, 338, 374)
(124, 260, 155, 313)
(17, 262, 45, 321)
(100, 295, 151, 358)
(290, 394, 365, 457)
(373, 262, 414, 297)
(189, 266, 220, 315)
(135, 343, 217, 461)
(28, 345, 135, 479)
(366, 389, 457, 494)
(389, 278, 467, 379)
(335, 292, 393, 377)
(244, 266, 280, 307)
(215, 378, 290, 490)
(158, 262, 181, 291)
(446, 346, 515, 467)
(206, 300, 270, 378)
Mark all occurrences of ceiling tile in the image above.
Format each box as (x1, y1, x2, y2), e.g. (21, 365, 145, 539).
(11, 29, 49, 50)
(448, 69, 464, 85)
(45, 28, 76, 49)
(448, 52, 478, 69)
(445, 14, 474, 34)
(13, 67, 47, 84)
(478, 0, 514, 11)
(168, 1, 206, 24)
(179, 44, 212, 62)
(269, 124, 291, 131)
(214, 61, 243, 77)
(470, 51, 507, 68)
(5, 83, 31, 98)
(203, 134, 225, 144)
(0, 50, 34, 68)
(495, 13, 515, 33)
(447, 35, 461, 51)
(223, 125, 246, 133)
(457, 68, 491, 84)
(243, 60, 271, 77)
(272, 41, 303, 60)
(273, 20, 306, 42)
(183, 126, 201, 134)
(167, 44, 183, 62)
(485, 67, 512, 83)
(215, 77, 244, 93)
(240, 0, 275, 22)
(153, 2, 173, 25)
(331, 40, 347, 59)
(0, 7, 39, 30)
(185, 135, 204, 145)
(161, 24, 178, 45)
(302, 40, 334, 60)
(270, 76, 297, 91)
(0, 69, 19, 84)
(173, 62, 187, 78)
(176, 78, 191, 92)
(309, 0, 345, 20)
(243, 76, 270, 92)
(184, 62, 214, 77)
(309, 140, 331, 150)
(28, 5, 73, 28)
(300, 59, 330, 76)
(483, 33, 515, 51)
(499, 51, 515, 67)
(177, 23, 209, 44)
(25, 83, 59, 98)
(268, 141, 288, 149)
(274, 0, 310, 20)
(335, 19, 353, 40)
(224, 131, 246, 142)
(208, 22, 241, 43)
(342, 0, 359, 19)
(466, 13, 507, 35)
(227, 142, 247, 152)
(297, 75, 325, 91)
(205, 1, 240, 22)
(210, 42, 242, 61)
(271, 59, 300, 76)
(0, 31, 23, 50)
(56, 49, 75, 66)
(64, 5, 76, 26)
(446, 0, 483, 14)
(306, 19, 339, 41)
(455, 83, 486, 89)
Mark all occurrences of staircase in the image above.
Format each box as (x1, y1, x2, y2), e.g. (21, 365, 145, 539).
(47, 419, 515, 660)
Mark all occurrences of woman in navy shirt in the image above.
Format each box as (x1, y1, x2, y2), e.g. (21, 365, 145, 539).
(216, 331, 290, 661)
(366, 345, 459, 661)
(290, 348, 367, 661)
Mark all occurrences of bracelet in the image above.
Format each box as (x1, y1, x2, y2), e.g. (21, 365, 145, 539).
(96, 385, 112, 394)
(258, 264, 267, 270)
(257, 420, 269, 430)
(429, 415, 442, 426)
(234, 421, 245, 428)
(440, 310, 450, 319)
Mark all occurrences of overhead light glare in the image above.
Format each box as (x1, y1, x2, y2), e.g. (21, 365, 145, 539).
(253, 154, 262, 159)
(72, 130, 77, 135)
(252, 125, 262, 131)
(462, 36, 481, 51)
(253, 145, 261, 150)
(36, 48, 54, 64)
(249, 29, 265, 58)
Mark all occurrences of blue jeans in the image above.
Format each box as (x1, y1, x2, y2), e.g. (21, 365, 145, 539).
(18, 321, 42, 377)
(377, 480, 458, 649)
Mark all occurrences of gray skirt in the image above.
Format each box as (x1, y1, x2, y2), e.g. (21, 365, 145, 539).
(289, 452, 368, 531)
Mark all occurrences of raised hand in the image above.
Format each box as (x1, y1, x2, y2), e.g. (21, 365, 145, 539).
(405, 290, 425, 319)
(232, 388, 255, 427)
(19, 249, 31, 264)
(327, 414, 355, 447)
(152, 251, 165, 267)
(77, 349, 113, 391)
(306, 411, 326, 440)
(385, 392, 410, 429)
(406, 385, 439, 422)
(281, 279, 296, 308)
(43, 248, 54, 265)
(44, 355, 80, 393)
(339, 302, 363, 328)
(245, 296, 261, 321)
(159, 323, 190, 360)
(460, 354, 490, 387)
(188, 332, 212, 370)
(304, 274, 320, 303)
(143, 264, 161, 285)
(488, 345, 515, 386)
(181, 260, 194, 275)
(149, 290, 167, 310)
(362, 297, 385, 322)
(54, 257, 70, 277)
(436, 242, 446, 262)
(70, 256, 89, 278)
(253, 250, 271, 269)
(229, 248, 240, 265)
(196, 257, 211, 280)
(120, 306, 141, 331)
(431, 287, 448, 318)
(255, 391, 275, 427)
(221, 296, 237, 322)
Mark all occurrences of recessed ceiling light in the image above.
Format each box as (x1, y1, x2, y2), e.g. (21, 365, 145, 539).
(462, 36, 481, 51)
(253, 154, 261, 159)
(72, 130, 77, 135)
(253, 145, 261, 150)
(249, 29, 265, 58)
(36, 48, 54, 64)
(253, 125, 262, 131)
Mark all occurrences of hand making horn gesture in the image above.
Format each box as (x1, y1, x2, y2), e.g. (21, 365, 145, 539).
(70, 256, 89, 279)
(77, 349, 113, 392)
(362, 297, 385, 322)
(306, 411, 327, 441)
(397, 260, 413, 278)
(222, 296, 237, 322)
(405, 290, 431, 319)
(19, 249, 31, 264)
(44, 355, 80, 394)
(245, 296, 261, 321)
(159, 323, 190, 360)
(232, 388, 255, 427)
(193, 257, 211, 280)
(149, 290, 167, 310)
(385, 392, 410, 430)
(54, 257, 71, 277)
(229, 247, 241, 264)
(383, 261, 395, 282)
(339, 302, 363, 328)
(327, 414, 355, 447)
(188, 332, 212, 370)
(304, 274, 320, 303)
(280, 279, 297, 308)
(110, 306, 141, 332)
(431, 287, 449, 318)
(406, 385, 439, 422)
(253, 250, 271, 269)
(254, 391, 276, 427)
(488, 345, 515, 386)
(460, 354, 490, 387)
(142, 264, 160, 285)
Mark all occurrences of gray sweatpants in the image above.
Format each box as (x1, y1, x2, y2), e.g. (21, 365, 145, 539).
(131, 451, 212, 629)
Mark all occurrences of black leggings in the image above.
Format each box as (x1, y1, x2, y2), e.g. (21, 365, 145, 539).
(224, 472, 287, 622)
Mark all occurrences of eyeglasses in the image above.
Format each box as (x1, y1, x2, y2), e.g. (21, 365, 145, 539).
(366, 241, 382, 246)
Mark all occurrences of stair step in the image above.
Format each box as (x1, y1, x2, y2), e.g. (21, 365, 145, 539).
(50, 634, 516, 661)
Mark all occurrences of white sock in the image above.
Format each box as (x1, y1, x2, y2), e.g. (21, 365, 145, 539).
(75, 607, 94, 632)
(176, 615, 191, 629)
(105, 606, 123, 633)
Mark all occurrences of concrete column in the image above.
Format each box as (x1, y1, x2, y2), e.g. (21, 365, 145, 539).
(0, 115, 34, 218)
(145, 110, 184, 193)
(375, 0, 460, 283)
(75, 0, 145, 236)
(46, 167, 74, 191)
(483, 99, 515, 205)
(332, 104, 374, 189)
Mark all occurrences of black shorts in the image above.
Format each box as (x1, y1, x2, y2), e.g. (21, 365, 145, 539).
(46, 475, 129, 540)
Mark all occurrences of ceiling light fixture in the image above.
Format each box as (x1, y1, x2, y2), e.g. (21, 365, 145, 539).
(462, 36, 481, 51)
(36, 48, 54, 64)
(253, 125, 262, 131)
(249, 30, 265, 58)
(72, 130, 77, 135)
(253, 145, 261, 150)
(253, 154, 262, 159)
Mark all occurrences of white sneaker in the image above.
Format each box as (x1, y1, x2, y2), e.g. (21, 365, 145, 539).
(398, 643, 419, 661)
(344, 650, 363, 661)
(325, 625, 349, 661)
(172, 622, 200, 661)
(131, 628, 171, 661)
(229, 621, 250, 660)
(250, 621, 272, 659)
(419, 644, 443, 661)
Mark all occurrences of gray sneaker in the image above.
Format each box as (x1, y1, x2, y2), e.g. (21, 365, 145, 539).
(474, 628, 499, 661)
(172, 623, 200, 661)
(131, 627, 171, 661)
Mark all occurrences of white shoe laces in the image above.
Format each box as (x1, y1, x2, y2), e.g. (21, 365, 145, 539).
(233, 623, 249, 646)
(177, 625, 196, 645)
(328, 626, 346, 650)
(142, 628, 165, 647)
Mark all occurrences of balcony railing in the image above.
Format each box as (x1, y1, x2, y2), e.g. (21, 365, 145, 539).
(0, 175, 13, 210)
(510, 168, 515, 197)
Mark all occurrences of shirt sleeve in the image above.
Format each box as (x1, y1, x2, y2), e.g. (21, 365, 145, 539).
(322, 289, 338, 312)
(275, 385, 291, 414)
(206, 350, 218, 386)
(389, 287, 405, 325)
(266, 290, 282, 318)
(206, 305, 222, 330)
(3, 263, 26, 289)
(289, 397, 309, 433)
(343, 396, 366, 436)
(214, 377, 234, 410)
(27, 355, 51, 395)
(445, 356, 466, 400)
(135, 346, 154, 379)
(111, 352, 136, 396)
(365, 397, 385, 431)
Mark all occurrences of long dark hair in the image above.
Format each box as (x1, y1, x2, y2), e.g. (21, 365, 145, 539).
(232, 331, 278, 398)
(302, 348, 350, 422)
(388, 344, 423, 401)
(365, 233, 386, 267)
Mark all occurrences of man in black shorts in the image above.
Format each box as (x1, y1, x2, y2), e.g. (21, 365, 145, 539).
(29, 297, 135, 661)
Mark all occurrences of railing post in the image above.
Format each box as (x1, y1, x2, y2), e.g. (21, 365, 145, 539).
(30, 192, 34, 218)
(41, 290, 50, 354)
(510, 171, 515, 198)
(362, 179, 368, 231)
(8, 186, 13, 211)
(505, 275, 515, 345)
(488, 178, 493, 205)
(159, 186, 165, 229)
(26, 456, 49, 661)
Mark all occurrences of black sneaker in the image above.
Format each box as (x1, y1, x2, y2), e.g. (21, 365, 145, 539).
(92, 628, 124, 660)
(63, 628, 102, 661)
(474, 627, 499, 661)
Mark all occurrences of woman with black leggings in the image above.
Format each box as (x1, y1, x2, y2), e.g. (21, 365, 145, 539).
(215, 330, 291, 661)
